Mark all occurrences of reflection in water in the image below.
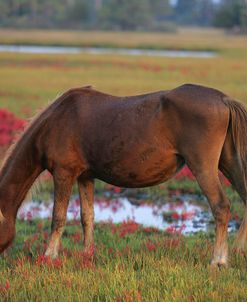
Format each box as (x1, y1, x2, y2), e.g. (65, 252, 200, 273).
(18, 196, 238, 234)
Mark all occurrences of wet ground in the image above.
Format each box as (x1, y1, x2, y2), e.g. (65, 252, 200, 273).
(0, 45, 216, 58)
(18, 195, 239, 235)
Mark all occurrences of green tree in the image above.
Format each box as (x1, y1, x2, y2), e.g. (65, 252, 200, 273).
(0, 0, 175, 30)
(196, 0, 215, 26)
(66, 0, 91, 28)
(213, 0, 247, 30)
(149, 0, 171, 19)
(100, 0, 152, 30)
(174, 0, 198, 25)
(174, 0, 215, 26)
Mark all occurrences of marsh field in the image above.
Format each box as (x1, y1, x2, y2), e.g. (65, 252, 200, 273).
(0, 28, 247, 301)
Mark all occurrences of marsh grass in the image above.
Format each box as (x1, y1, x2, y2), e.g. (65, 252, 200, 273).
(0, 220, 246, 301)
(0, 51, 247, 118)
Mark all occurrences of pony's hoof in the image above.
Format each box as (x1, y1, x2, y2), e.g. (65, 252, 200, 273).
(210, 260, 228, 269)
(44, 249, 58, 259)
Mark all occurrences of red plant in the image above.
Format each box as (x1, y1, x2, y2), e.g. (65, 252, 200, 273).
(181, 211, 195, 220)
(113, 186, 121, 194)
(116, 290, 142, 302)
(163, 237, 181, 249)
(36, 221, 44, 232)
(175, 165, 194, 180)
(108, 247, 114, 254)
(35, 255, 52, 266)
(176, 165, 230, 186)
(171, 212, 180, 220)
(0, 280, 10, 295)
(111, 220, 139, 238)
(73, 247, 95, 270)
(122, 245, 131, 256)
(169, 211, 195, 221)
(165, 225, 177, 234)
(35, 255, 64, 269)
(0, 109, 26, 148)
(95, 198, 124, 213)
(145, 240, 156, 252)
(71, 231, 81, 243)
(26, 211, 33, 221)
(165, 224, 186, 235)
(52, 258, 63, 269)
(42, 231, 49, 241)
(143, 227, 159, 233)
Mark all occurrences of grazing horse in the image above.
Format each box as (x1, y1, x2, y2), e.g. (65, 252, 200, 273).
(0, 83, 247, 267)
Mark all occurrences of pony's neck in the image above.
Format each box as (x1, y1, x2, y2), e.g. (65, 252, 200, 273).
(0, 137, 42, 219)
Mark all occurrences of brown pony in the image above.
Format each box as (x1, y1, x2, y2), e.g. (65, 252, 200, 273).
(0, 83, 247, 267)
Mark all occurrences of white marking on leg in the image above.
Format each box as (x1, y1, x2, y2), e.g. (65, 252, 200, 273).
(0, 209, 5, 223)
(211, 244, 228, 267)
(45, 232, 61, 259)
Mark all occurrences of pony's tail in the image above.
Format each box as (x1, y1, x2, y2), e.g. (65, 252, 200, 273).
(223, 97, 247, 176)
(224, 97, 247, 251)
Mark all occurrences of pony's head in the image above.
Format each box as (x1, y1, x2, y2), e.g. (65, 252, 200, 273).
(0, 211, 15, 253)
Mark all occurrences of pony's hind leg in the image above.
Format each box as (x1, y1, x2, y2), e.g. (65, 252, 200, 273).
(77, 177, 95, 254)
(234, 208, 247, 253)
(219, 150, 247, 253)
(188, 163, 230, 267)
(45, 168, 76, 258)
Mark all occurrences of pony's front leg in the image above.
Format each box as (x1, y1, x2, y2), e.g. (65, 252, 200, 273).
(78, 178, 95, 255)
(45, 168, 76, 259)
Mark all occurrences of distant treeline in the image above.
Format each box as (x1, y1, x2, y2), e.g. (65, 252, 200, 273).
(0, 0, 247, 32)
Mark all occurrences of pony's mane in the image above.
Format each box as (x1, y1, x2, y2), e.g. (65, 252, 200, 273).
(1, 91, 67, 171)
(1, 108, 49, 169)
(0, 88, 79, 202)
(0, 85, 93, 171)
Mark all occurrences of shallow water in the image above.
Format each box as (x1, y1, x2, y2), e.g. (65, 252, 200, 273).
(0, 45, 216, 58)
(18, 195, 238, 235)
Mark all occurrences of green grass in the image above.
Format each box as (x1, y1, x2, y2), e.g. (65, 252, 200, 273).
(0, 220, 246, 302)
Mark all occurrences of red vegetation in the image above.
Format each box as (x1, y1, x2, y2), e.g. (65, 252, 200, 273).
(175, 165, 194, 180)
(116, 290, 142, 302)
(0, 280, 10, 295)
(163, 237, 181, 249)
(0, 109, 26, 147)
(73, 247, 95, 270)
(71, 231, 82, 243)
(35, 255, 64, 269)
(111, 220, 139, 238)
(165, 224, 186, 235)
(175, 164, 230, 186)
(145, 240, 157, 252)
(171, 211, 195, 221)
(104, 184, 122, 194)
(95, 197, 124, 213)
(143, 227, 159, 234)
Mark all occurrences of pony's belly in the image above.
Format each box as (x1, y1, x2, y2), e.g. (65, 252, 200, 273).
(105, 169, 175, 188)
(95, 152, 182, 188)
